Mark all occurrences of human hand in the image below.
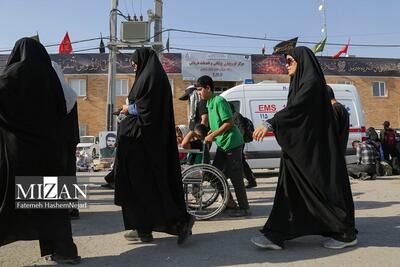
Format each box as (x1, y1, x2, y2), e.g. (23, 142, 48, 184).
(122, 105, 129, 115)
(205, 134, 215, 144)
(253, 125, 268, 141)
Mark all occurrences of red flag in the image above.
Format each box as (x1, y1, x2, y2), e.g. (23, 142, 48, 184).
(59, 32, 73, 54)
(332, 39, 350, 58)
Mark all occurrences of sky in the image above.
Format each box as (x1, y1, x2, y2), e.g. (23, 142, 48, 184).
(0, 0, 399, 58)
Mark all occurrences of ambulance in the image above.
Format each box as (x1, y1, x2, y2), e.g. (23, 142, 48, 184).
(220, 82, 366, 169)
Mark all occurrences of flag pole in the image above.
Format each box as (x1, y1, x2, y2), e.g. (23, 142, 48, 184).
(320, 0, 327, 56)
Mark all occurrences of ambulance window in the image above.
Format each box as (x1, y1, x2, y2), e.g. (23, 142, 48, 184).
(229, 101, 240, 113)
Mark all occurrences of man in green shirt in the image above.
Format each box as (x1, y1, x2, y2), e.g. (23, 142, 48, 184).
(196, 75, 250, 217)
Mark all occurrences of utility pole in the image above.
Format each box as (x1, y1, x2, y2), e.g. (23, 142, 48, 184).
(106, 0, 118, 131)
(153, 0, 163, 53)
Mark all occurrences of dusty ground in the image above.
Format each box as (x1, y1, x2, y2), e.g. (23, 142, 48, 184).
(1, 170, 399, 267)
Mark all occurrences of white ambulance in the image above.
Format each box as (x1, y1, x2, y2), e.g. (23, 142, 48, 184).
(220, 82, 366, 169)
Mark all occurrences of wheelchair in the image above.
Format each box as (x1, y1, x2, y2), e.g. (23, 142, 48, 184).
(180, 144, 229, 220)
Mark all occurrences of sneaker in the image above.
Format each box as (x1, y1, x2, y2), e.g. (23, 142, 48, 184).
(124, 230, 140, 241)
(250, 236, 282, 250)
(246, 181, 257, 189)
(323, 238, 358, 249)
(45, 254, 81, 265)
(124, 230, 154, 243)
(177, 215, 195, 245)
(228, 208, 252, 217)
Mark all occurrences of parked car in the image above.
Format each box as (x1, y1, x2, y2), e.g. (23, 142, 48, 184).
(77, 135, 100, 159)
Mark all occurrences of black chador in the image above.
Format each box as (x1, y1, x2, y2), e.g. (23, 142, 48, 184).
(0, 38, 78, 258)
(114, 48, 194, 241)
(261, 47, 357, 247)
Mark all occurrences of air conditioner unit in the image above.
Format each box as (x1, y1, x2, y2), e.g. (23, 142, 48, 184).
(120, 21, 149, 42)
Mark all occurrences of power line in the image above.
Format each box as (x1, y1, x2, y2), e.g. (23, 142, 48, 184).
(169, 46, 251, 56)
(164, 28, 400, 48)
(0, 36, 109, 53)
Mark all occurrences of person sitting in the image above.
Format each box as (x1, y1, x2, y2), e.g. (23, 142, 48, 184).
(181, 123, 208, 165)
(347, 140, 378, 180)
(176, 126, 187, 161)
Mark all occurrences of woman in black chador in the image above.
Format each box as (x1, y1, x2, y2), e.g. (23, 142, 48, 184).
(251, 46, 357, 250)
(115, 47, 195, 244)
(0, 38, 80, 264)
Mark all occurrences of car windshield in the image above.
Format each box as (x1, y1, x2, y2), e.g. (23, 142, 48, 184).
(80, 137, 95, 143)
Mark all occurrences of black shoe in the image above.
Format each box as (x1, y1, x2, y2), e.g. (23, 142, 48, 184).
(229, 208, 252, 217)
(70, 209, 80, 220)
(100, 183, 114, 189)
(177, 215, 195, 245)
(139, 234, 154, 243)
(246, 181, 257, 189)
(223, 206, 239, 213)
(45, 254, 81, 265)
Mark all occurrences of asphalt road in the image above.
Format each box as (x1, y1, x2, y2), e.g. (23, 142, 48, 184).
(1, 170, 399, 267)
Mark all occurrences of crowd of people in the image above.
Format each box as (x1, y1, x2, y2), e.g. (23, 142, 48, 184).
(1, 37, 396, 264)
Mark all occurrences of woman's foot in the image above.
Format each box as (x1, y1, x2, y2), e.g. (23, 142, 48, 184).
(45, 254, 81, 265)
(250, 236, 282, 250)
(323, 238, 358, 249)
(177, 215, 196, 245)
(246, 180, 257, 189)
(228, 208, 252, 217)
(124, 230, 154, 243)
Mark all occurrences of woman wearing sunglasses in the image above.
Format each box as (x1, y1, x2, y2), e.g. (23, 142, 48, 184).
(251, 46, 357, 250)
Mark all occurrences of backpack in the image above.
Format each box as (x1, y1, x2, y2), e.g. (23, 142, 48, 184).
(384, 129, 396, 146)
(242, 117, 255, 143)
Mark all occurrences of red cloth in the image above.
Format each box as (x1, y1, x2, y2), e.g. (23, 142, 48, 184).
(59, 32, 73, 54)
(332, 43, 349, 58)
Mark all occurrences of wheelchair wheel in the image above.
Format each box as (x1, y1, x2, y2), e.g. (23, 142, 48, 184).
(182, 164, 229, 220)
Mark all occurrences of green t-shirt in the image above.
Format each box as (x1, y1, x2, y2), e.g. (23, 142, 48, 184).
(207, 94, 244, 151)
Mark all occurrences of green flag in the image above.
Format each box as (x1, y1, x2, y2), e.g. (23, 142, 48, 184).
(313, 36, 327, 53)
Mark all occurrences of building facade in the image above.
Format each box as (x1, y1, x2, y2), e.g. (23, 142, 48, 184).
(1, 53, 399, 136)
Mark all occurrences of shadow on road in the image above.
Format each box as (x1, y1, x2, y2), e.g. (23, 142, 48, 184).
(45, 214, 400, 267)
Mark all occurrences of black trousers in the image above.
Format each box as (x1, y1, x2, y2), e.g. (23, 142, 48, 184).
(213, 145, 249, 210)
(383, 145, 399, 162)
(242, 146, 256, 184)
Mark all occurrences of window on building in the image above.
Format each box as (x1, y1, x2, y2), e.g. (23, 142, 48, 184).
(169, 79, 174, 96)
(79, 125, 87, 137)
(337, 81, 353, 85)
(372, 82, 386, 97)
(69, 79, 87, 96)
(116, 79, 129, 96)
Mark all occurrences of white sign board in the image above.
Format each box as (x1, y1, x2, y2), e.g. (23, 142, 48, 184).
(182, 52, 252, 81)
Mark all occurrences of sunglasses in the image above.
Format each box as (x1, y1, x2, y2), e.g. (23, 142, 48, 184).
(285, 57, 295, 66)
